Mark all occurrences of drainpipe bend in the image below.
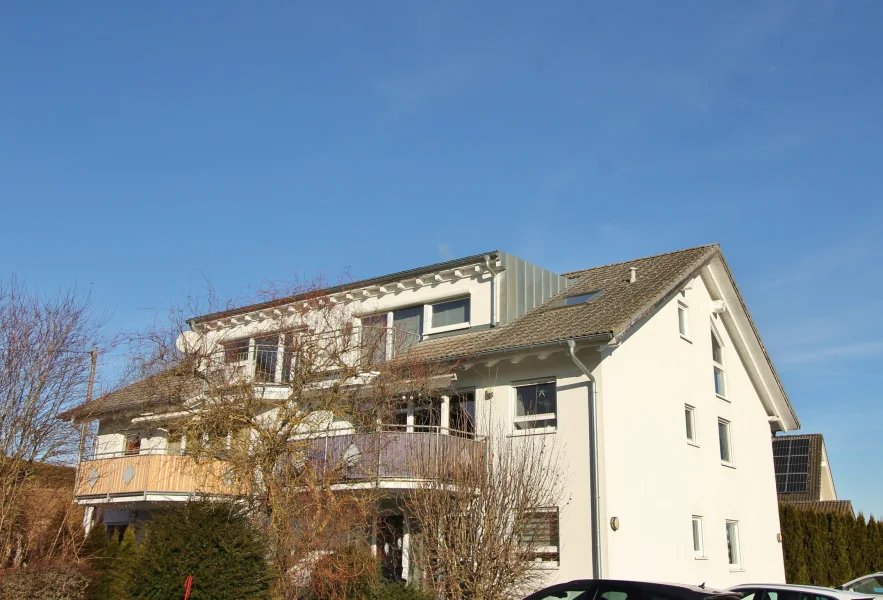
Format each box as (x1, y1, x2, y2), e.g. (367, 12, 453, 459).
(566, 339, 603, 580)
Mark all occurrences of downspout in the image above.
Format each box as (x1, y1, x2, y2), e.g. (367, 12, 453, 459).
(567, 339, 603, 579)
(484, 255, 498, 327)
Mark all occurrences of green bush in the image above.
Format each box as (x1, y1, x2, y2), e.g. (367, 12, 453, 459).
(0, 562, 91, 600)
(128, 500, 273, 600)
(91, 524, 140, 600)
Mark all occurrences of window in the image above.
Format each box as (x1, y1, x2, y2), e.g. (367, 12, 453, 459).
(554, 290, 601, 308)
(678, 303, 689, 338)
(429, 297, 470, 331)
(712, 328, 726, 397)
(413, 398, 442, 431)
(692, 516, 704, 557)
(224, 338, 249, 363)
(849, 576, 883, 595)
(449, 391, 476, 438)
(718, 419, 733, 464)
(391, 306, 423, 354)
(726, 520, 742, 568)
(124, 434, 141, 456)
(517, 509, 559, 564)
(514, 381, 557, 431)
(254, 335, 279, 383)
(360, 314, 388, 366)
(167, 430, 184, 455)
(685, 405, 696, 444)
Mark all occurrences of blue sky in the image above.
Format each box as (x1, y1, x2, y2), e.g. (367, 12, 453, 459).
(2, 2, 881, 515)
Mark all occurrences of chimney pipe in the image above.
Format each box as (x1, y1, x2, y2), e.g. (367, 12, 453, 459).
(628, 267, 637, 283)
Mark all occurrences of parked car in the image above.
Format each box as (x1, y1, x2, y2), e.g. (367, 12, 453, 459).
(525, 580, 741, 600)
(841, 574, 883, 596)
(729, 583, 876, 600)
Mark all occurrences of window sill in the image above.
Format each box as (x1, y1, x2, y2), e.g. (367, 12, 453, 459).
(527, 562, 560, 571)
(716, 393, 730, 403)
(721, 462, 737, 470)
(426, 322, 471, 335)
(729, 568, 745, 573)
(687, 440, 700, 448)
(694, 556, 708, 561)
(680, 335, 692, 343)
(509, 428, 557, 438)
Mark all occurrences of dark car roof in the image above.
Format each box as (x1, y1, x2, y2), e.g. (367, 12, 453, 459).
(525, 579, 740, 600)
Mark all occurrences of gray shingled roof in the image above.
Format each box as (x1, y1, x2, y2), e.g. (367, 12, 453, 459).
(59, 368, 201, 421)
(63, 244, 743, 419)
(412, 244, 718, 362)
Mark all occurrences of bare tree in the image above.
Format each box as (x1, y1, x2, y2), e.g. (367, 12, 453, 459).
(115, 276, 449, 599)
(406, 428, 568, 600)
(0, 277, 103, 567)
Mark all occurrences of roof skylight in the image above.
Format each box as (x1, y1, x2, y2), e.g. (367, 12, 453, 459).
(555, 290, 601, 307)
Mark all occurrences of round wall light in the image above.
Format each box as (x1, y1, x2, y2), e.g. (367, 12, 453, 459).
(610, 517, 620, 531)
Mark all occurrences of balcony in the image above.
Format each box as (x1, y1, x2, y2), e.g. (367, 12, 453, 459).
(305, 425, 486, 484)
(74, 451, 237, 502)
(76, 426, 485, 502)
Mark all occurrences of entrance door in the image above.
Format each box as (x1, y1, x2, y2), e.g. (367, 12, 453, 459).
(377, 514, 405, 581)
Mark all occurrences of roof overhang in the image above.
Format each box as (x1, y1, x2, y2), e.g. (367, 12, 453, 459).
(701, 254, 800, 431)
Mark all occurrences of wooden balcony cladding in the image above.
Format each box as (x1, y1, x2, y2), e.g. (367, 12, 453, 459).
(75, 453, 237, 498)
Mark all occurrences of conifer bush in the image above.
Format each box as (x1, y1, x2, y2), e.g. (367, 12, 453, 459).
(128, 500, 273, 600)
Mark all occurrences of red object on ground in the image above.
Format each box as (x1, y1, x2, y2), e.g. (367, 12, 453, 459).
(184, 575, 193, 600)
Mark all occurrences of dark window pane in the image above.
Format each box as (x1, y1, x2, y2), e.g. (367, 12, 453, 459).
(450, 392, 476, 437)
(391, 306, 423, 355)
(254, 335, 279, 382)
(361, 314, 388, 365)
(712, 332, 723, 363)
(432, 298, 470, 328)
(224, 339, 249, 363)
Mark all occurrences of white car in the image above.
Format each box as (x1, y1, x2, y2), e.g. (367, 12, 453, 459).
(729, 583, 877, 600)
(841, 574, 883, 597)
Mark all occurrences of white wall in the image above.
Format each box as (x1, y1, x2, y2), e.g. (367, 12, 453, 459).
(598, 274, 785, 587)
(458, 352, 598, 587)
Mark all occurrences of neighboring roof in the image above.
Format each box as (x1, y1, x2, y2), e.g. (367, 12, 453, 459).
(773, 433, 824, 502)
(190, 251, 499, 325)
(783, 500, 855, 516)
(59, 368, 201, 421)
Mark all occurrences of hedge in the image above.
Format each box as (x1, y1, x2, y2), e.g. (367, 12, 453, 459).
(780, 503, 883, 586)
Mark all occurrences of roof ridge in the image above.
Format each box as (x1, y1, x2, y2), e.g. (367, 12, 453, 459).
(562, 243, 720, 278)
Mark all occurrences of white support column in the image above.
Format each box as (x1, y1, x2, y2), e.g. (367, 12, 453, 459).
(82, 506, 96, 535)
(401, 515, 411, 581)
(440, 395, 450, 432)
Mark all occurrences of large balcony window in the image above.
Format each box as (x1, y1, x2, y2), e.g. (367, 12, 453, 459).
(221, 333, 295, 384)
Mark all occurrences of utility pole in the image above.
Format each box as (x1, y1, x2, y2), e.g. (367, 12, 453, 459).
(74, 348, 98, 533)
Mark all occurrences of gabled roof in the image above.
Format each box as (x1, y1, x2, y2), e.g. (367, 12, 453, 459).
(63, 244, 797, 429)
(58, 367, 201, 421)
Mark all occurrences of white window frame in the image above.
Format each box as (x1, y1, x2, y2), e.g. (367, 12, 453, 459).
(685, 404, 697, 446)
(711, 326, 727, 399)
(678, 302, 690, 340)
(512, 379, 557, 434)
(726, 520, 742, 569)
(718, 418, 734, 466)
(425, 296, 471, 334)
(692, 516, 705, 558)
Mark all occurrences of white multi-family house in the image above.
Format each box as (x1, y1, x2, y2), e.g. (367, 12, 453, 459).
(62, 244, 799, 589)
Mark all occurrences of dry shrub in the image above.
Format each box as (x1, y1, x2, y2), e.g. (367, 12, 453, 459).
(0, 562, 91, 600)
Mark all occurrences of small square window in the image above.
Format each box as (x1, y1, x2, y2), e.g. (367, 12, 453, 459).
(726, 520, 742, 567)
(514, 382, 557, 431)
(718, 419, 733, 465)
(692, 516, 705, 558)
(685, 405, 697, 444)
(125, 434, 141, 456)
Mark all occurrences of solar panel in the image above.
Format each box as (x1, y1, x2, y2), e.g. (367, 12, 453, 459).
(773, 438, 812, 494)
